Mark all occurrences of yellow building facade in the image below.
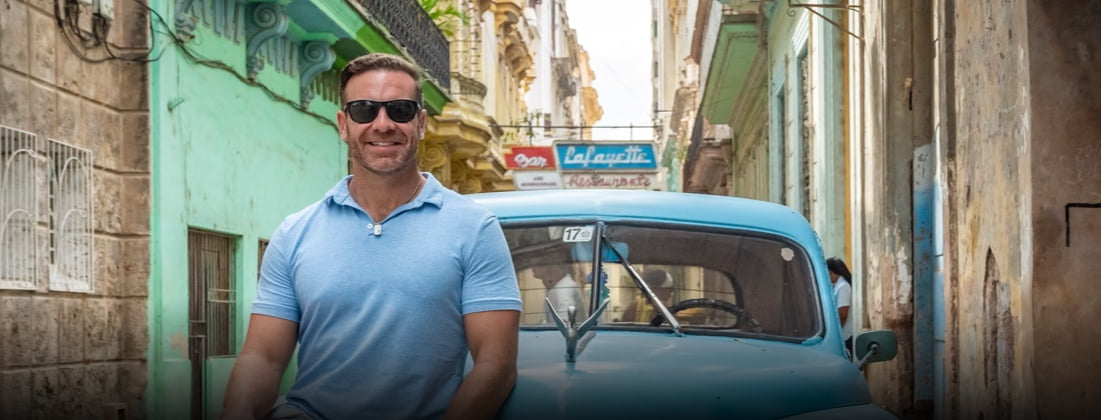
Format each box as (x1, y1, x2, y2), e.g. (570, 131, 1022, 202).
(418, 0, 537, 193)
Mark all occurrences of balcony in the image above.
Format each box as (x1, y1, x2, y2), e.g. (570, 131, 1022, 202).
(357, 0, 451, 90)
(451, 73, 487, 112)
(553, 57, 578, 98)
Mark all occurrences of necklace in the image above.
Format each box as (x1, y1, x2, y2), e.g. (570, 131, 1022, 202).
(362, 176, 425, 237)
(404, 176, 425, 204)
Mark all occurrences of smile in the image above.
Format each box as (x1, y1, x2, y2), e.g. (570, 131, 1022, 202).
(368, 142, 400, 146)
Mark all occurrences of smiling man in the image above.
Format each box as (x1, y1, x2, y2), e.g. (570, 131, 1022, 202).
(221, 53, 522, 420)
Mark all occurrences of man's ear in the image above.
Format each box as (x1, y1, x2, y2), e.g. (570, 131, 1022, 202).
(416, 109, 427, 139)
(337, 110, 348, 142)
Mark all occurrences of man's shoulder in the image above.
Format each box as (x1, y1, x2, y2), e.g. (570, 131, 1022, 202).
(435, 187, 498, 222)
(273, 198, 330, 238)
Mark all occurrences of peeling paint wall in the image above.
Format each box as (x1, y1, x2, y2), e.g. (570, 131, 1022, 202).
(858, 0, 1100, 417)
(1026, 0, 1101, 417)
(948, 0, 1036, 418)
(855, 0, 925, 414)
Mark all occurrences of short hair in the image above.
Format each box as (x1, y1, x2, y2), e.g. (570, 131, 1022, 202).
(339, 53, 423, 105)
(643, 269, 673, 289)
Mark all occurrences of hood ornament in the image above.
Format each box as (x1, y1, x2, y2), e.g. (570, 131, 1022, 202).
(545, 298, 609, 362)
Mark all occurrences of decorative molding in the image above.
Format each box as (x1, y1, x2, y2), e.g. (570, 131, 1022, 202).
(488, 0, 523, 36)
(459, 175, 484, 194)
(299, 41, 335, 108)
(454, 73, 487, 99)
(418, 142, 450, 171)
(309, 68, 341, 105)
(246, 2, 289, 81)
(261, 37, 300, 76)
(175, 0, 199, 40)
(192, 0, 247, 43)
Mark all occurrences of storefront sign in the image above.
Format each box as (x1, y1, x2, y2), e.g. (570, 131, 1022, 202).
(513, 170, 562, 190)
(505, 146, 556, 170)
(555, 142, 658, 171)
(563, 173, 658, 189)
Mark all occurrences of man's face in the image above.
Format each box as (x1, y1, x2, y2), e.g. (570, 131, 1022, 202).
(654, 287, 674, 303)
(337, 69, 426, 176)
(533, 265, 569, 288)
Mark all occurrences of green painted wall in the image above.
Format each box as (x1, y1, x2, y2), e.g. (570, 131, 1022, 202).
(148, 2, 347, 418)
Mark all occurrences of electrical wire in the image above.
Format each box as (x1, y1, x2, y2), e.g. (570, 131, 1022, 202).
(139, 1, 338, 128)
(50, 0, 337, 128)
(53, 0, 166, 63)
(54, 0, 113, 63)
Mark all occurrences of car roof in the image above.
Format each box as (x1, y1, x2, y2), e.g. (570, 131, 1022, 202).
(469, 189, 821, 248)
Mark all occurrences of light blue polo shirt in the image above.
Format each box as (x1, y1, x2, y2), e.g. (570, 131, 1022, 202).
(252, 173, 521, 419)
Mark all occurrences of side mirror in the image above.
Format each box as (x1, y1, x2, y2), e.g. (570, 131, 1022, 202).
(854, 330, 897, 369)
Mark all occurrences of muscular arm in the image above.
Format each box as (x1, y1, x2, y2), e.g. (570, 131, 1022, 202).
(221, 314, 299, 420)
(445, 310, 520, 420)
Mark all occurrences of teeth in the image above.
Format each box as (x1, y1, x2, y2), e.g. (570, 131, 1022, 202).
(369, 142, 397, 146)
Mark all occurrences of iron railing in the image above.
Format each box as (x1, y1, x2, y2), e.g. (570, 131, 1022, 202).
(359, 0, 451, 91)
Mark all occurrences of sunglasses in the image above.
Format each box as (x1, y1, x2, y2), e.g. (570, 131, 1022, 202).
(343, 99, 421, 124)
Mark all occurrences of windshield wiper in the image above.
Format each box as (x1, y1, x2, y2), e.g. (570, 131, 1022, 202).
(601, 234, 682, 336)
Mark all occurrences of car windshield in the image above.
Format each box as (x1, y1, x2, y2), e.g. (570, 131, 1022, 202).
(504, 222, 822, 340)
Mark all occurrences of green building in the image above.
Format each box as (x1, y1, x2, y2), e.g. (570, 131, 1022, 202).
(146, 0, 450, 417)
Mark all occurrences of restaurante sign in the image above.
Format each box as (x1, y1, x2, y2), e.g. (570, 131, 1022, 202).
(564, 173, 658, 189)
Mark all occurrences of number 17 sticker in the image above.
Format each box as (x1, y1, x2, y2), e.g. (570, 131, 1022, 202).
(561, 226, 594, 242)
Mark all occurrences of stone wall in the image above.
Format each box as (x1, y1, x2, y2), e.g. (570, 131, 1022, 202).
(0, 0, 149, 418)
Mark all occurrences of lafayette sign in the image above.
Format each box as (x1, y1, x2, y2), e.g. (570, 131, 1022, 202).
(505, 146, 556, 170)
(563, 173, 658, 189)
(555, 142, 658, 171)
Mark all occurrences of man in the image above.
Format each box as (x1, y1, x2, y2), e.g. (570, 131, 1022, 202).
(221, 53, 522, 420)
(532, 264, 585, 323)
(620, 269, 675, 323)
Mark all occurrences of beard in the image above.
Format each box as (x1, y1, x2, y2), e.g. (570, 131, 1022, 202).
(348, 134, 419, 176)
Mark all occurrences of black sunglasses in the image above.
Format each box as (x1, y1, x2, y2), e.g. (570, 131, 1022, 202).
(343, 99, 421, 124)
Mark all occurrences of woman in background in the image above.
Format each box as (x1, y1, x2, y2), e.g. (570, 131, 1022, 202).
(826, 257, 854, 357)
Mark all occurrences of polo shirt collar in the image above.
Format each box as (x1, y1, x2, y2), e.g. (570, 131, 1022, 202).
(324, 172, 445, 211)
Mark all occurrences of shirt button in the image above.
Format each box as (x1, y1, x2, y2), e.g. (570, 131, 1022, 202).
(367, 223, 374, 229)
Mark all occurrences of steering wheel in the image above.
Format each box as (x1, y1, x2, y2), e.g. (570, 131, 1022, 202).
(649, 298, 762, 332)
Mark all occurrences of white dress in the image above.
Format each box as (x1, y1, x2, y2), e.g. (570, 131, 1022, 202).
(832, 278, 853, 341)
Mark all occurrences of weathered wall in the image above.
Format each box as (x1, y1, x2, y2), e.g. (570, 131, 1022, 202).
(948, 0, 1035, 418)
(1026, 0, 1101, 417)
(857, 0, 923, 414)
(0, 0, 149, 418)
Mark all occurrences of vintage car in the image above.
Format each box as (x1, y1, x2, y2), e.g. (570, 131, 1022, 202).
(469, 189, 898, 419)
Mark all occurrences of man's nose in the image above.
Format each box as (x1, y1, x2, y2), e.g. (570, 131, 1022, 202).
(369, 108, 398, 132)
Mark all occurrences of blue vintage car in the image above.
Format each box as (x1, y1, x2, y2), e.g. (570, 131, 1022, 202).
(470, 189, 898, 419)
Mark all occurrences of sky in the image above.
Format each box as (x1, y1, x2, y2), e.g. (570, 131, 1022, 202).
(564, 0, 654, 141)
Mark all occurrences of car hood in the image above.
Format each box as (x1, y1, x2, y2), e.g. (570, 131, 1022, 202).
(496, 330, 873, 419)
